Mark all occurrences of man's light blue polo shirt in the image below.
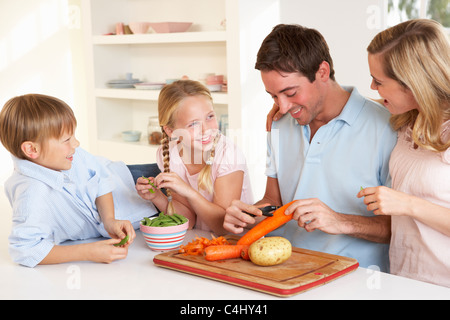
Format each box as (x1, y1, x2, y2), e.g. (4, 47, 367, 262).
(266, 87, 396, 271)
(5, 147, 157, 267)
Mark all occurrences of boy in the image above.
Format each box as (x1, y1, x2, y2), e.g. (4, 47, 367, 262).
(0, 94, 157, 267)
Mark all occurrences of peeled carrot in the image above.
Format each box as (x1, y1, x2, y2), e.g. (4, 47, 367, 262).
(237, 201, 296, 246)
(204, 244, 249, 261)
(179, 235, 229, 256)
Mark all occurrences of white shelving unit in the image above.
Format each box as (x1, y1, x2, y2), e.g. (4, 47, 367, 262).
(81, 0, 241, 164)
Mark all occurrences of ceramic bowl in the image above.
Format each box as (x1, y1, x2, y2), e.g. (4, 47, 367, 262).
(134, 82, 165, 90)
(206, 74, 224, 85)
(165, 78, 180, 84)
(129, 22, 151, 34)
(149, 22, 192, 33)
(206, 84, 222, 92)
(140, 220, 189, 251)
(121, 130, 141, 142)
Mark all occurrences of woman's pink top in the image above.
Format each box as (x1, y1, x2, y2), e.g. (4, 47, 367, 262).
(389, 120, 450, 287)
(156, 134, 254, 232)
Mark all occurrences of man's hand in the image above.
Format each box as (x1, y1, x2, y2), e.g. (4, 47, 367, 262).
(285, 198, 348, 234)
(223, 200, 268, 234)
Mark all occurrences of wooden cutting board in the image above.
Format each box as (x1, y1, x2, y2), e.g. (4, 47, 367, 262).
(153, 236, 359, 297)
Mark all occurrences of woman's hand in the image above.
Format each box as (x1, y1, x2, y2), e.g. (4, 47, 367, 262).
(357, 186, 412, 216)
(266, 103, 282, 131)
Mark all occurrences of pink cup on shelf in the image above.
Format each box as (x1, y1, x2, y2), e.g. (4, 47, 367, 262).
(206, 75, 224, 85)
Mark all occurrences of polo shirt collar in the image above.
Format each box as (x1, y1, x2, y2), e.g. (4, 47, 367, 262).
(335, 86, 365, 126)
(291, 86, 365, 127)
(12, 156, 68, 190)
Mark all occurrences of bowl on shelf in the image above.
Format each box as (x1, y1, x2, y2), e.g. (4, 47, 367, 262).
(149, 22, 192, 33)
(140, 219, 189, 251)
(134, 82, 165, 90)
(129, 22, 151, 34)
(165, 78, 180, 84)
(206, 84, 223, 92)
(121, 130, 142, 142)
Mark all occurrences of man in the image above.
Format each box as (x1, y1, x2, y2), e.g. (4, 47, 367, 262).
(223, 24, 397, 271)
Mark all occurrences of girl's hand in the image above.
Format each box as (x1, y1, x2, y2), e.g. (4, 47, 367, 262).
(103, 219, 136, 246)
(358, 186, 412, 216)
(154, 172, 195, 199)
(135, 176, 159, 200)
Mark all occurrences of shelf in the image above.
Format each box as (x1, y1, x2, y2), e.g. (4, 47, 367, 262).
(92, 31, 227, 45)
(95, 88, 229, 104)
(97, 138, 159, 163)
(83, 0, 234, 165)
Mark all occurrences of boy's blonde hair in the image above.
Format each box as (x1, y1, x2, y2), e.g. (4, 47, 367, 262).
(158, 80, 217, 194)
(0, 94, 77, 159)
(367, 19, 450, 152)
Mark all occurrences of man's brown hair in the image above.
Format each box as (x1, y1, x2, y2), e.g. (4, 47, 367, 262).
(255, 24, 335, 82)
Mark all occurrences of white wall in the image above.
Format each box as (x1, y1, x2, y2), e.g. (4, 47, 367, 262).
(278, 0, 386, 99)
(0, 0, 387, 198)
(0, 0, 87, 185)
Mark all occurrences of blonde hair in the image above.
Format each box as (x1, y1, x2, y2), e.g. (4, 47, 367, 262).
(0, 94, 77, 159)
(158, 80, 218, 194)
(367, 19, 450, 152)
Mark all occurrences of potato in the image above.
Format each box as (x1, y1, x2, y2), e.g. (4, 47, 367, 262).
(248, 236, 292, 266)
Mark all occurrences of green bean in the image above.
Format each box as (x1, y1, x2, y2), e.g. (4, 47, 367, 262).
(140, 212, 188, 227)
(141, 217, 152, 226)
(174, 213, 188, 223)
(114, 234, 129, 247)
(161, 222, 178, 226)
(141, 175, 156, 193)
(170, 214, 182, 224)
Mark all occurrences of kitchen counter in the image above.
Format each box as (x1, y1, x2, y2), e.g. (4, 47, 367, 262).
(0, 228, 449, 300)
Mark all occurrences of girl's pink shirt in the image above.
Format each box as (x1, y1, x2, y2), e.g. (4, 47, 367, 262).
(156, 134, 254, 232)
(389, 120, 450, 287)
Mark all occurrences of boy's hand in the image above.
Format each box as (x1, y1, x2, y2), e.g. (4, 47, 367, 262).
(103, 219, 136, 246)
(87, 239, 129, 263)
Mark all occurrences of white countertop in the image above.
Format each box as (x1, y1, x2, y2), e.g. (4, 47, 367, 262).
(1, 227, 449, 300)
(0, 186, 448, 300)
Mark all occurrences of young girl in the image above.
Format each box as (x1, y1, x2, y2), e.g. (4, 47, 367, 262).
(0, 94, 157, 267)
(135, 80, 253, 235)
(361, 19, 450, 287)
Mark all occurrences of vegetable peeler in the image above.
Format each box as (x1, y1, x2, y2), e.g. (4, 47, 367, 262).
(244, 205, 280, 217)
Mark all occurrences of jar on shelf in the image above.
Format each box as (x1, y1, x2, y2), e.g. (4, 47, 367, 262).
(147, 116, 162, 145)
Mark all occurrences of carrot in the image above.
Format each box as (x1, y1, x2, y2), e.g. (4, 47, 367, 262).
(204, 244, 249, 261)
(237, 201, 296, 246)
(179, 235, 229, 256)
(240, 245, 250, 260)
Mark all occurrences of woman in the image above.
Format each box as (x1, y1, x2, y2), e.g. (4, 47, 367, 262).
(360, 19, 450, 287)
